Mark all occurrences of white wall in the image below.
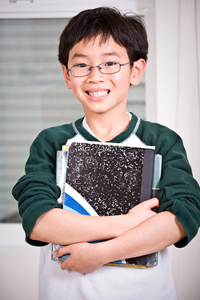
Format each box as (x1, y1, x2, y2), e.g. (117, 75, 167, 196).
(0, 225, 40, 300)
(146, 1, 200, 300)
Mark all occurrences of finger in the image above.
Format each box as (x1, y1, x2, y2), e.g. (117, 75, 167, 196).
(151, 197, 159, 206)
(54, 245, 71, 258)
(145, 197, 160, 209)
(61, 258, 71, 271)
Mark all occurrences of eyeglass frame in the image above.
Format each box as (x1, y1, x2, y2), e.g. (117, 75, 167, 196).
(66, 61, 134, 77)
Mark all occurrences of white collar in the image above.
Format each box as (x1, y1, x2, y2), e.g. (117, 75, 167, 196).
(82, 112, 132, 142)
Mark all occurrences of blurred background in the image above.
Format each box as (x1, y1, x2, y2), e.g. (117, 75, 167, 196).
(0, 7, 146, 224)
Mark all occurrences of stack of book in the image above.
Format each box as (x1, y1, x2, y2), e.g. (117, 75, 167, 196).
(52, 141, 162, 268)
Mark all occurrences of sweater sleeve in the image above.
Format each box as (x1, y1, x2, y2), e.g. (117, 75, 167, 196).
(12, 128, 63, 246)
(155, 128, 200, 248)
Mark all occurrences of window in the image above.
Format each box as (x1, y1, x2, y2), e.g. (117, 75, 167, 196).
(0, 18, 146, 222)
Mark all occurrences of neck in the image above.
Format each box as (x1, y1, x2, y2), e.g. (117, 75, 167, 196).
(84, 110, 131, 141)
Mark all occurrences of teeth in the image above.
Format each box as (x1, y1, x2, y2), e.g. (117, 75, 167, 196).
(88, 90, 109, 97)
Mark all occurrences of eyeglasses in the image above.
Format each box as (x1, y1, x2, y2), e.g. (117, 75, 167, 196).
(66, 61, 133, 77)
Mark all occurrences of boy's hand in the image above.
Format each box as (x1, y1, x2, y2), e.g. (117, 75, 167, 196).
(127, 197, 159, 226)
(53, 198, 159, 274)
(54, 242, 103, 274)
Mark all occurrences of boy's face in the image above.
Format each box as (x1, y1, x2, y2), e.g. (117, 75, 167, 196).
(62, 35, 144, 117)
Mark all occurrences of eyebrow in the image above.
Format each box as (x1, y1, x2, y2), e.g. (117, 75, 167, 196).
(102, 52, 121, 57)
(71, 52, 121, 60)
(71, 54, 88, 60)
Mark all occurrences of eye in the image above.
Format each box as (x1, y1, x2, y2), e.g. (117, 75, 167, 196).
(104, 61, 118, 66)
(75, 63, 88, 68)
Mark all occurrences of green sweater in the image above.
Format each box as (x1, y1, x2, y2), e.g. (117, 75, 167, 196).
(12, 113, 200, 248)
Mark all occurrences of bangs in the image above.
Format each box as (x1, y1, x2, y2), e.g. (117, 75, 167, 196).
(58, 7, 148, 67)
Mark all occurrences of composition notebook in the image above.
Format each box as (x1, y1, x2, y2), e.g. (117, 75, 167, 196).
(52, 141, 162, 268)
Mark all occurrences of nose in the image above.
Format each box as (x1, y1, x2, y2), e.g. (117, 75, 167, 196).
(86, 65, 106, 83)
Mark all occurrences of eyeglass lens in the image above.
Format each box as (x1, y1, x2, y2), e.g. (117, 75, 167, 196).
(71, 62, 121, 77)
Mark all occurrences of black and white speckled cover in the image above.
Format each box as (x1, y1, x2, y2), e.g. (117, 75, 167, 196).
(66, 142, 154, 215)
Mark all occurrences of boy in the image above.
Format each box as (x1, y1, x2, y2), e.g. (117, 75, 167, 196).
(12, 7, 200, 300)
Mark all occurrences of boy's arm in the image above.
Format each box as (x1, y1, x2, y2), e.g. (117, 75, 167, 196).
(54, 210, 186, 274)
(29, 198, 159, 244)
(13, 124, 200, 250)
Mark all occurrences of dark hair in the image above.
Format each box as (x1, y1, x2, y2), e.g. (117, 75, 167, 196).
(58, 7, 148, 68)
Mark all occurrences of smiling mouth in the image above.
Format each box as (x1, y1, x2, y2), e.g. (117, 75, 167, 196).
(86, 90, 110, 97)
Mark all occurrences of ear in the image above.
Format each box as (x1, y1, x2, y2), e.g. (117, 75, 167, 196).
(130, 59, 146, 86)
(62, 65, 72, 89)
